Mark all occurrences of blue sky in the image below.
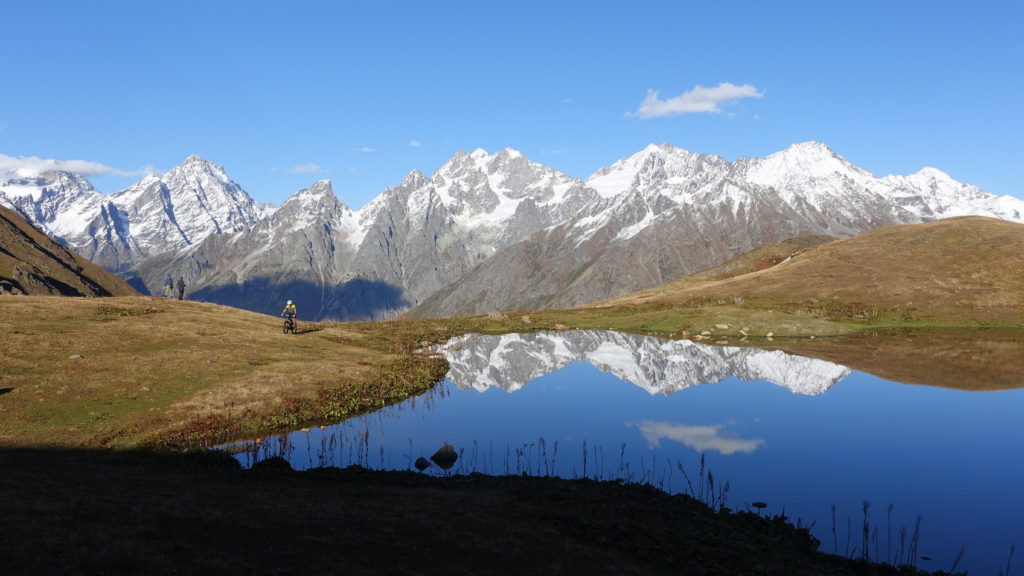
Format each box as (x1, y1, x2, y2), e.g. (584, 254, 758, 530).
(2, 1, 1021, 207)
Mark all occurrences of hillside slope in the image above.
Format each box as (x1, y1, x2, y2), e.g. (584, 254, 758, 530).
(673, 233, 836, 283)
(603, 216, 1024, 325)
(0, 295, 453, 448)
(0, 204, 137, 297)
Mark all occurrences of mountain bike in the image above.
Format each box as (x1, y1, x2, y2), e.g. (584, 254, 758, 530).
(282, 314, 297, 334)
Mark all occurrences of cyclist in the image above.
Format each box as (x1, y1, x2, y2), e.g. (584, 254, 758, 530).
(280, 300, 297, 332)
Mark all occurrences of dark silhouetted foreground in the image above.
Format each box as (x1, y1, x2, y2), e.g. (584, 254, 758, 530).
(0, 449, 959, 575)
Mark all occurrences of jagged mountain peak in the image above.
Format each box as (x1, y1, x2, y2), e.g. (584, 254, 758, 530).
(180, 153, 219, 168)
(909, 166, 954, 182)
(782, 140, 834, 155)
(489, 148, 527, 164)
(166, 154, 232, 184)
(0, 168, 102, 231)
(495, 147, 524, 158)
(889, 166, 971, 197)
(750, 141, 863, 175)
(442, 147, 522, 172)
(285, 179, 336, 203)
(135, 172, 162, 185)
(309, 178, 334, 192)
(880, 166, 997, 216)
(603, 143, 691, 170)
(640, 142, 679, 154)
(737, 141, 877, 200)
(602, 141, 724, 173)
(262, 178, 362, 248)
(585, 142, 723, 198)
(459, 146, 526, 162)
(116, 154, 248, 205)
(433, 146, 571, 208)
(401, 170, 431, 189)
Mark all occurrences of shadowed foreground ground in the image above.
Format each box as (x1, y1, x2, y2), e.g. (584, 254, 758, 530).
(0, 449, 956, 576)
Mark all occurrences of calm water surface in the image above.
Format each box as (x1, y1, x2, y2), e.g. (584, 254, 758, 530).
(237, 331, 1024, 574)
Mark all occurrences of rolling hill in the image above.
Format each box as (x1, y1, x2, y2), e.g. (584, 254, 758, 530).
(601, 216, 1024, 325)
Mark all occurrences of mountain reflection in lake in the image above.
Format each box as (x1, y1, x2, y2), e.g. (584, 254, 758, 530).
(238, 330, 1024, 575)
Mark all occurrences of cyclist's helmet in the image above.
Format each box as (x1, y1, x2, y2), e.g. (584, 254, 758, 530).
(287, 300, 292, 305)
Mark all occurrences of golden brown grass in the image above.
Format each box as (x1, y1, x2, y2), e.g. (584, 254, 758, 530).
(0, 296, 397, 447)
(597, 216, 1024, 327)
(683, 234, 837, 282)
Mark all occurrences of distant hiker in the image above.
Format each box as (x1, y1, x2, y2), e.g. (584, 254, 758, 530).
(281, 299, 297, 330)
(176, 276, 186, 300)
(163, 275, 174, 298)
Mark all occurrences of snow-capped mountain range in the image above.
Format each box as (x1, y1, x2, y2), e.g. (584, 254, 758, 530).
(409, 143, 1024, 317)
(0, 155, 272, 271)
(433, 330, 853, 396)
(2, 142, 1021, 319)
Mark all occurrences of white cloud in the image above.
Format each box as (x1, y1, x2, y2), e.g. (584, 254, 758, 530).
(631, 82, 765, 119)
(0, 153, 140, 178)
(357, 147, 376, 153)
(562, 97, 574, 104)
(408, 140, 421, 148)
(632, 420, 764, 455)
(288, 163, 326, 174)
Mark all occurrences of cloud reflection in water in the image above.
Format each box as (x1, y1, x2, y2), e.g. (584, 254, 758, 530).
(632, 420, 765, 455)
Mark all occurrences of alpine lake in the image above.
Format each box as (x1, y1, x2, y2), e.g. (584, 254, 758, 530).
(230, 329, 1024, 575)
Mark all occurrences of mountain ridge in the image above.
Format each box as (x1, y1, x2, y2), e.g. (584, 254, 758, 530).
(4, 143, 1022, 320)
